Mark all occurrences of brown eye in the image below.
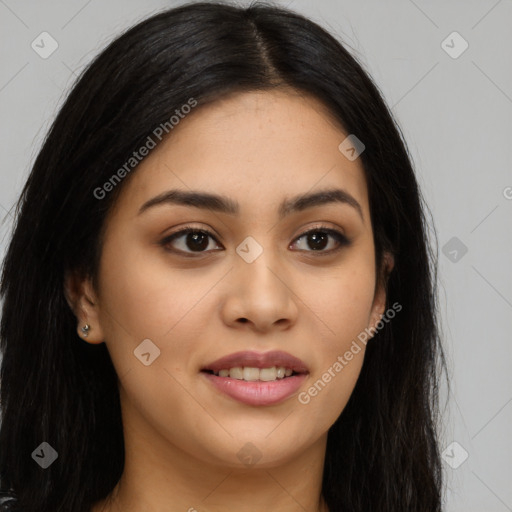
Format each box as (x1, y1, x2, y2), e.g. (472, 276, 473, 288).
(160, 224, 350, 258)
(161, 228, 222, 256)
(290, 227, 350, 254)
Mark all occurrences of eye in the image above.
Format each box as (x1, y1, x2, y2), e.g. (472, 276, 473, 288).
(160, 224, 351, 257)
(290, 225, 351, 255)
(160, 226, 222, 256)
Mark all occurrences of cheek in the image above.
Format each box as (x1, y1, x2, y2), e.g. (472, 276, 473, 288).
(292, 261, 375, 428)
(294, 286, 371, 435)
(96, 237, 215, 373)
(99, 235, 202, 327)
(295, 351, 365, 437)
(305, 259, 377, 347)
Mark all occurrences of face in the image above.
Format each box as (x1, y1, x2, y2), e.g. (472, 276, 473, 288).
(68, 88, 392, 470)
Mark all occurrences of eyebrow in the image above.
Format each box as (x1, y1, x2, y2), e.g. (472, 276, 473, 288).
(138, 187, 364, 222)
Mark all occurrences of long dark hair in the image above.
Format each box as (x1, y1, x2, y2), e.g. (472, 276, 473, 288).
(0, 2, 447, 510)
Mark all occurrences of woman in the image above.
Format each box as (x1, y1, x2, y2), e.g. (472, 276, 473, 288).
(0, 2, 447, 511)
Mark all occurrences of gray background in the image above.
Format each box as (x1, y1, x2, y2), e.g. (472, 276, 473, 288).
(1, 0, 511, 510)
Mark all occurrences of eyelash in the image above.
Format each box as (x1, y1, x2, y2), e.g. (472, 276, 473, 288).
(160, 224, 351, 258)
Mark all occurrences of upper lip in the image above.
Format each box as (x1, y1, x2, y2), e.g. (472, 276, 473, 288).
(202, 350, 309, 373)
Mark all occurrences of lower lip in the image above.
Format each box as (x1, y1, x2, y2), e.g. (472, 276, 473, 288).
(201, 372, 308, 406)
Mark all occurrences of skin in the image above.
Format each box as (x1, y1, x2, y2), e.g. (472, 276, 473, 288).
(65, 88, 393, 512)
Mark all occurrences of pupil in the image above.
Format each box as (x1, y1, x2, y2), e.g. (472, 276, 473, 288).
(187, 232, 209, 251)
(309, 232, 327, 250)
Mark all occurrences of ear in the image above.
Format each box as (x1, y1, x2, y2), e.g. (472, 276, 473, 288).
(368, 251, 395, 336)
(64, 270, 105, 344)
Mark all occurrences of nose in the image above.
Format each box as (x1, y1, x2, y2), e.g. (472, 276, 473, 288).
(219, 248, 299, 333)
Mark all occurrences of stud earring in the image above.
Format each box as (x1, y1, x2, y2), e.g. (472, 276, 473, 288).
(81, 324, 90, 337)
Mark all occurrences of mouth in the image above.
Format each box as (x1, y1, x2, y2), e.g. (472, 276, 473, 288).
(201, 367, 303, 381)
(201, 350, 309, 379)
(200, 350, 309, 406)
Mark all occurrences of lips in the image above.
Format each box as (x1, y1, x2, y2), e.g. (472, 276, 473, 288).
(200, 350, 310, 406)
(201, 350, 309, 374)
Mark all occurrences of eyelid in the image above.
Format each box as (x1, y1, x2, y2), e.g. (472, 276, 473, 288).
(160, 222, 351, 256)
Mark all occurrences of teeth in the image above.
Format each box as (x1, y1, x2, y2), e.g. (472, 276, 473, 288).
(229, 367, 244, 380)
(212, 366, 295, 381)
(243, 367, 260, 381)
(260, 367, 277, 381)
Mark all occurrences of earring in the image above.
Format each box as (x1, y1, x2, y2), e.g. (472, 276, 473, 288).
(81, 324, 91, 337)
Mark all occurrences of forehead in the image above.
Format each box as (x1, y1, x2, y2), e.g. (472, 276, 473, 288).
(112, 89, 369, 221)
